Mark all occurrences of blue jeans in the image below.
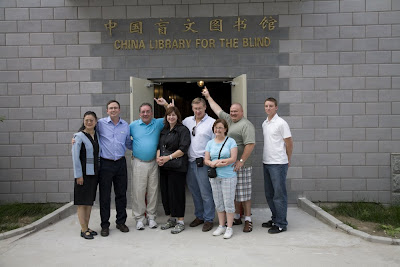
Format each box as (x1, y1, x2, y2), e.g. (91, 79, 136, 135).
(263, 164, 288, 229)
(186, 161, 215, 222)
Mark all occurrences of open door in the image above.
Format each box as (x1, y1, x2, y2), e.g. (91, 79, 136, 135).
(130, 77, 154, 122)
(231, 74, 247, 118)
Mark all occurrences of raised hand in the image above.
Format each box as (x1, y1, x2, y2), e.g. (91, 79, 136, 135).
(167, 98, 175, 108)
(154, 97, 167, 106)
(201, 86, 210, 98)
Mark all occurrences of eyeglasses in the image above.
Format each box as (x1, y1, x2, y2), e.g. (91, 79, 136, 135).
(192, 126, 196, 136)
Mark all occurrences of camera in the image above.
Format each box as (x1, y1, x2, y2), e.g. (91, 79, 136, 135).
(195, 157, 204, 167)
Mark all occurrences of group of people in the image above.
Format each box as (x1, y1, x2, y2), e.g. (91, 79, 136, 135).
(72, 87, 293, 240)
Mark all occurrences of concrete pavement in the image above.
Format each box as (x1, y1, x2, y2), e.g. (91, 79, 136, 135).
(1, 205, 400, 266)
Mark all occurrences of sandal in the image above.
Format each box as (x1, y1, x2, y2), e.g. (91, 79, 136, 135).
(243, 221, 253, 233)
(88, 228, 98, 236)
(81, 230, 94, 240)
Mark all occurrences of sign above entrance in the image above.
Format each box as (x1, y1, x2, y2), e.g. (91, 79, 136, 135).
(101, 16, 280, 51)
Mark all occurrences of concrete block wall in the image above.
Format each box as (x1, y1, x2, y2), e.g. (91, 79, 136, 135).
(277, 0, 399, 204)
(0, 0, 399, 205)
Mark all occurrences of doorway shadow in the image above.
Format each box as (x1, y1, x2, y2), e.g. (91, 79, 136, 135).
(154, 82, 231, 120)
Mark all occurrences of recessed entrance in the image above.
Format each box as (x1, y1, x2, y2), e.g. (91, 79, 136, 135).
(130, 75, 247, 123)
(153, 82, 231, 120)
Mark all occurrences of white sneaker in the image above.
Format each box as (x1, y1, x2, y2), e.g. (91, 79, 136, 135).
(148, 219, 158, 229)
(136, 221, 145, 230)
(223, 227, 233, 239)
(212, 226, 226, 236)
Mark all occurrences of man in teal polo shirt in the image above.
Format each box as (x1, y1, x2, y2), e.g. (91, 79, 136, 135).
(130, 101, 166, 230)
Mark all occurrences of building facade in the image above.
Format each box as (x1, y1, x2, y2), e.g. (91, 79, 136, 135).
(0, 0, 399, 205)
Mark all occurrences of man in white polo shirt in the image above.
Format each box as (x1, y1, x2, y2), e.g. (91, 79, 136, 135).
(183, 97, 216, 232)
(262, 97, 293, 234)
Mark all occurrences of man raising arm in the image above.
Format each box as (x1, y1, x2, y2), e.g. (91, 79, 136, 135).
(202, 87, 256, 233)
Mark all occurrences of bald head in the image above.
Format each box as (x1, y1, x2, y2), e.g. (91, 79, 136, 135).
(230, 103, 244, 122)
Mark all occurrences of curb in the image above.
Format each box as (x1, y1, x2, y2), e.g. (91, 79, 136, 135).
(297, 197, 400, 245)
(0, 201, 75, 241)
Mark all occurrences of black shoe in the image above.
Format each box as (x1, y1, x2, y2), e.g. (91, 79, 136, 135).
(116, 224, 129, 233)
(233, 218, 242, 225)
(81, 230, 94, 240)
(202, 221, 214, 232)
(268, 225, 286, 234)
(101, 227, 109, 237)
(262, 220, 274, 228)
(88, 228, 98, 236)
(189, 218, 204, 227)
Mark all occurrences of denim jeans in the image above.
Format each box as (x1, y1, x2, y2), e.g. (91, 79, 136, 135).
(186, 161, 215, 222)
(263, 164, 288, 229)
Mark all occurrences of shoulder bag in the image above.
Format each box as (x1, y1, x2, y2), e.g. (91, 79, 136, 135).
(208, 137, 229, 178)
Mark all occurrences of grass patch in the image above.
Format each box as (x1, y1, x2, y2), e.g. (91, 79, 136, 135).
(343, 221, 358, 230)
(322, 202, 400, 237)
(379, 225, 400, 237)
(0, 203, 64, 233)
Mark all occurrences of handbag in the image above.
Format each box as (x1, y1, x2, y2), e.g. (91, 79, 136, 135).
(208, 137, 229, 178)
(160, 146, 183, 170)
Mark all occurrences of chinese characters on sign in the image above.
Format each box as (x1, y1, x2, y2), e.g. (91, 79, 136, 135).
(104, 16, 278, 50)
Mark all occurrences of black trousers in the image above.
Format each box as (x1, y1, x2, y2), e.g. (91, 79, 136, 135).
(99, 157, 127, 228)
(160, 169, 186, 218)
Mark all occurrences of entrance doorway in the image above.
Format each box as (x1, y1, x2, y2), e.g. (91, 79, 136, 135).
(129, 75, 247, 123)
(153, 82, 231, 120)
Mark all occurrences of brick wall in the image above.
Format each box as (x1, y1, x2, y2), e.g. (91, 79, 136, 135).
(0, 0, 399, 205)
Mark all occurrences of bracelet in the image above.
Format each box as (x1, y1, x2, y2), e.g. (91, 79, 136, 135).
(169, 155, 173, 160)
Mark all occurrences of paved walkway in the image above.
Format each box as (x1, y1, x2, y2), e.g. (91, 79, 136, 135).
(1, 207, 399, 266)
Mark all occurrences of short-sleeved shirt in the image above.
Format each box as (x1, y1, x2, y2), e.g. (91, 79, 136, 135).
(97, 116, 132, 160)
(129, 118, 164, 161)
(206, 137, 237, 178)
(182, 114, 215, 162)
(218, 111, 256, 167)
(262, 114, 292, 164)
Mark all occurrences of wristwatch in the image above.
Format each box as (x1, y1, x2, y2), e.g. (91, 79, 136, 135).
(239, 159, 244, 163)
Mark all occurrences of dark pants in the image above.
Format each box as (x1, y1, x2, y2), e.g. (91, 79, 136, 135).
(99, 157, 128, 228)
(160, 169, 186, 218)
(263, 163, 289, 229)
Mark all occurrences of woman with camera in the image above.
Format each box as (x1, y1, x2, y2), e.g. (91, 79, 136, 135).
(156, 106, 191, 234)
(204, 119, 238, 239)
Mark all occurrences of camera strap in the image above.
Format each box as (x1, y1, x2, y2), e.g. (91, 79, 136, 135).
(217, 137, 229, 160)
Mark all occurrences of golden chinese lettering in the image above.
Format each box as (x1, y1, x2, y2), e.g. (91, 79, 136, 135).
(183, 19, 198, 33)
(210, 19, 223, 32)
(259, 17, 269, 30)
(108, 16, 276, 50)
(104, 20, 117, 36)
(129, 21, 143, 34)
(155, 19, 169, 35)
(234, 17, 247, 32)
(268, 16, 277, 31)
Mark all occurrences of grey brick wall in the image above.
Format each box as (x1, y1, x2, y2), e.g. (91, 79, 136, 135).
(0, 0, 399, 205)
